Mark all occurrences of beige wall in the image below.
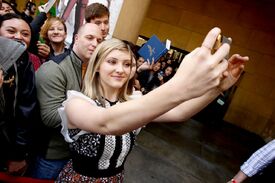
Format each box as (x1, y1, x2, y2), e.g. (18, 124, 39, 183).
(14, 0, 32, 12)
(11, 0, 42, 13)
(113, 0, 151, 42)
(139, 0, 275, 139)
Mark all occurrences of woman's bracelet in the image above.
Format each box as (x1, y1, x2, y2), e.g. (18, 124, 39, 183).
(230, 179, 237, 183)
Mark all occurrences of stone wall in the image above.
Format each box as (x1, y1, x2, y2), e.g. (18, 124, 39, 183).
(139, 0, 275, 139)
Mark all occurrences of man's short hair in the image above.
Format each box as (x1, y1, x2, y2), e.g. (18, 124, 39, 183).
(85, 3, 109, 22)
(25, 1, 36, 11)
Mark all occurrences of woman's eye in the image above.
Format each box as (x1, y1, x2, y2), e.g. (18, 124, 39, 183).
(22, 33, 30, 37)
(107, 59, 116, 64)
(124, 63, 131, 67)
(7, 29, 15, 34)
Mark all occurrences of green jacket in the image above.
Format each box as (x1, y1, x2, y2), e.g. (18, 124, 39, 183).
(36, 51, 82, 159)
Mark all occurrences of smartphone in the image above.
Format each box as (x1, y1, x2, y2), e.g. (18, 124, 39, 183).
(158, 71, 164, 78)
(212, 34, 231, 53)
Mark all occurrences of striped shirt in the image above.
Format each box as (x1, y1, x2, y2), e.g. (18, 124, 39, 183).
(241, 139, 275, 177)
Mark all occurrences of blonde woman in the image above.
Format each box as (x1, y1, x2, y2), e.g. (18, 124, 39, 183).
(57, 27, 248, 182)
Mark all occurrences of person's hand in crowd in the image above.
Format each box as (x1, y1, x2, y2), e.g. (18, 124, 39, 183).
(218, 54, 249, 92)
(172, 27, 230, 99)
(0, 69, 4, 88)
(38, 4, 46, 13)
(7, 160, 27, 176)
(227, 170, 248, 183)
(38, 1, 56, 14)
(37, 41, 50, 59)
(137, 58, 155, 73)
(158, 74, 163, 81)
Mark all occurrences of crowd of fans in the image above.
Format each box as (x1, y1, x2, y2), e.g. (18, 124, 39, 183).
(0, 1, 183, 181)
(1, 1, 269, 183)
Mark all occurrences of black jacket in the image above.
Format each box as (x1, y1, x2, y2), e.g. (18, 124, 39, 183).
(138, 70, 161, 94)
(0, 51, 38, 162)
(28, 12, 47, 55)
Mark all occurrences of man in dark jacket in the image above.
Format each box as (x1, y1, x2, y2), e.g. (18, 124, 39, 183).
(21, 1, 36, 23)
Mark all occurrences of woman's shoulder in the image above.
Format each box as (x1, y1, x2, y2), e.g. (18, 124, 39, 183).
(66, 90, 96, 104)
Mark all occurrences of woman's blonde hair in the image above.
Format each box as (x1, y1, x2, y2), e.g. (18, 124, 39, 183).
(82, 38, 135, 106)
(40, 17, 67, 45)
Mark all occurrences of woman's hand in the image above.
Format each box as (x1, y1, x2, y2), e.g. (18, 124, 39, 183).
(137, 58, 155, 72)
(218, 54, 249, 92)
(173, 27, 230, 99)
(37, 42, 50, 59)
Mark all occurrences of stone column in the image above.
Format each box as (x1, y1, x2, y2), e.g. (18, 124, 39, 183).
(112, 0, 151, 43)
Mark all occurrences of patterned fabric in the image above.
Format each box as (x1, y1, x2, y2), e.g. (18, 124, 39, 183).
(55, 160, 124, 183)
(69, 129, 101, 158)
(57, 90, 143, 182)
(241, 139, 275, 177)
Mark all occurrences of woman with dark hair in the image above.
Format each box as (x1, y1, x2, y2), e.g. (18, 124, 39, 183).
(0, 13, 38, 175)
(160, 65, 174, 85)
(2, 13, 44, 70)
(0, 1, 51, 64)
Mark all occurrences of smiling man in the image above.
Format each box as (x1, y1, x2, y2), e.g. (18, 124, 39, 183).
(85, 2, 110, 39)
(31, 23, 103, 180)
